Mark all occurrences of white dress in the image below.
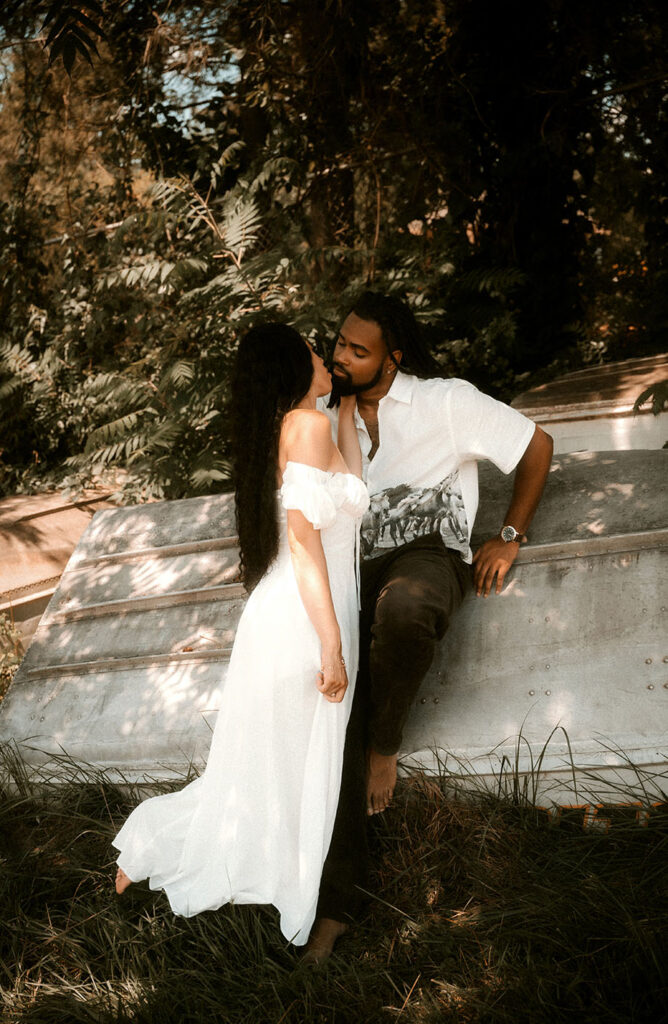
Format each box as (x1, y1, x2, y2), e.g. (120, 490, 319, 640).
(112, 461, 369, 945)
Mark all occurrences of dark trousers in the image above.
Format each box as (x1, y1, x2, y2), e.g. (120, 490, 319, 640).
(316, 533, 472, 922)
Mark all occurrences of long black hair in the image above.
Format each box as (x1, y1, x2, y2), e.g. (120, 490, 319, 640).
(230, 323, 313, 590)
(350, 291, 443, 378)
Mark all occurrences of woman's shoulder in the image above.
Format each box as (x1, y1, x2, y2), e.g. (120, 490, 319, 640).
(281, 408, 333, 446)
(283, 406, 330, 429)
(280, 408, 335, 468)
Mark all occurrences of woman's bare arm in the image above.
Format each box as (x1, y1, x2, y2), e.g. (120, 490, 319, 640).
(280, 410, 348, 702)
(287, 511, 347, 701)
(336, 395, 362, 477)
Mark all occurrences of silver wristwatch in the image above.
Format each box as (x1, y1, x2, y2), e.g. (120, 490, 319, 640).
(501, 525, 522, 543)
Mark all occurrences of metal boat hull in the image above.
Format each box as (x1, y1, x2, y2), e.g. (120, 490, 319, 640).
(1, 451, 666, 807)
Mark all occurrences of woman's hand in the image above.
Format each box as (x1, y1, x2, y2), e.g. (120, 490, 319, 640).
(317, 653, 349, 703)
(338, 394, 357, 418)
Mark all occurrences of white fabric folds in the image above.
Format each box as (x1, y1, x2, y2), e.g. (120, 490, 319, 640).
(280, 461, 368, 529)
(113, 461, 368, 945)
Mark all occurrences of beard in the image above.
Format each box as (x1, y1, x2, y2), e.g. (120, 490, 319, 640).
(329, 361, 385, 401)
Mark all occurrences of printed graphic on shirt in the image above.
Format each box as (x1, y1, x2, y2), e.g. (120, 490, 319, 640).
(360, 471, 469, 560)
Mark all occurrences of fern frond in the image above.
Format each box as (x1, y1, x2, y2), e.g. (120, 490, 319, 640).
(250, 157, 300, 193)
(160, 361, 196, 389)
(0, 375, 30, 401)
(189, 466, 230, 489)
(84, 412, 145, 452)
(169, 257, 209, 286)
(83, 441, 128, 465)
(209, 141, 246, 185)
(220, 198, 262, 256)
(144, 420, 183, 451)
(459, 267, 527, 295)
(0, 342, 38, 378)
(84, 373, 154, 411)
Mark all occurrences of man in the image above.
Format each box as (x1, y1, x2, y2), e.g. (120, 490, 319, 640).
(305, 292, 553, 960)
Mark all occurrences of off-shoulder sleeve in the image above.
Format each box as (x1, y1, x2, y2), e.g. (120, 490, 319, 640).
(328, 472, 370, 518)
(280, 462, 337, 529)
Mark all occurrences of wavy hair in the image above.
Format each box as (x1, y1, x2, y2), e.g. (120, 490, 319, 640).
(350, 291, 443, 378)
(230, 323, 313, 591)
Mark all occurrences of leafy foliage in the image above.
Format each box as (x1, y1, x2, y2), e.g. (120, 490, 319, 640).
(0, 613, 24, 698)
(42, 0, 106, 74)
(1, 1, 667, 499)
(634, 380, 668, 416)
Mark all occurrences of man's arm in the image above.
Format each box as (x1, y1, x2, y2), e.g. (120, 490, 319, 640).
(472, 425, 553, 597)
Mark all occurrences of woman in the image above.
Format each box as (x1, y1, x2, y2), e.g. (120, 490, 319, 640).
(112, 323, 368, 947)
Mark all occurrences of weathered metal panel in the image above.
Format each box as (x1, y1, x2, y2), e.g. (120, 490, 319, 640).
(57, 548, 239, 611)
(1, 452, 666, 804)
(18, 659, 228, 771)
(68, 495, 237, 561)
(1, 494, 240, 779)
(511, 353, 668, 454)
(403, 542, 667, 803)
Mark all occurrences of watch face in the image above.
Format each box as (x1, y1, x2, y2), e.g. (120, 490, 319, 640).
(501, 526, 517, 543)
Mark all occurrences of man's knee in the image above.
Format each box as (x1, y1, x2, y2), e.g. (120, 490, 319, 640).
(372, 577, 448, 643)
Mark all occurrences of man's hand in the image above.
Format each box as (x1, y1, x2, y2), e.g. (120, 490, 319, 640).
(472, 535, 525, 597)
(472, 425, 552, 597)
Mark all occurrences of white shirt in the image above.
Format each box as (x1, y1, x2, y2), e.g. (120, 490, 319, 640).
(321, 372, 535, 563)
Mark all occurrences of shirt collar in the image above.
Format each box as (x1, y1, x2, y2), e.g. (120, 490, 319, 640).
(382, 370, 415, 405)
(352, 371, 416, 429)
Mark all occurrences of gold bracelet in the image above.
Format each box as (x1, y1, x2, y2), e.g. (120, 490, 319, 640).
(321, 656, 346, 671)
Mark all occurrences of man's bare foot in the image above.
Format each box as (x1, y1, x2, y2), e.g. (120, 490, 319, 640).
(302, 918, 348, 963)
(115, 867, 132, 894)
(367, 749, 397, 815)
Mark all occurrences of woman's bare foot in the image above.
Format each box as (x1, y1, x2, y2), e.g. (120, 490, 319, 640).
(367, 749, 397, 815)
(115, 867, 132, 894)
(302, 918, 348, 963)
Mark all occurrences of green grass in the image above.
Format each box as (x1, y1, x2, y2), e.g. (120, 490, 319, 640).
(1, 746, 666, 1024)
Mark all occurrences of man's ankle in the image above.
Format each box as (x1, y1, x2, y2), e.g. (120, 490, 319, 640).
(303, 917, 348, 962)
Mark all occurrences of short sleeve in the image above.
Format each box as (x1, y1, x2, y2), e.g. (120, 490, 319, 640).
(446, 380, 535, 474)
(280, 462, 337, 529)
